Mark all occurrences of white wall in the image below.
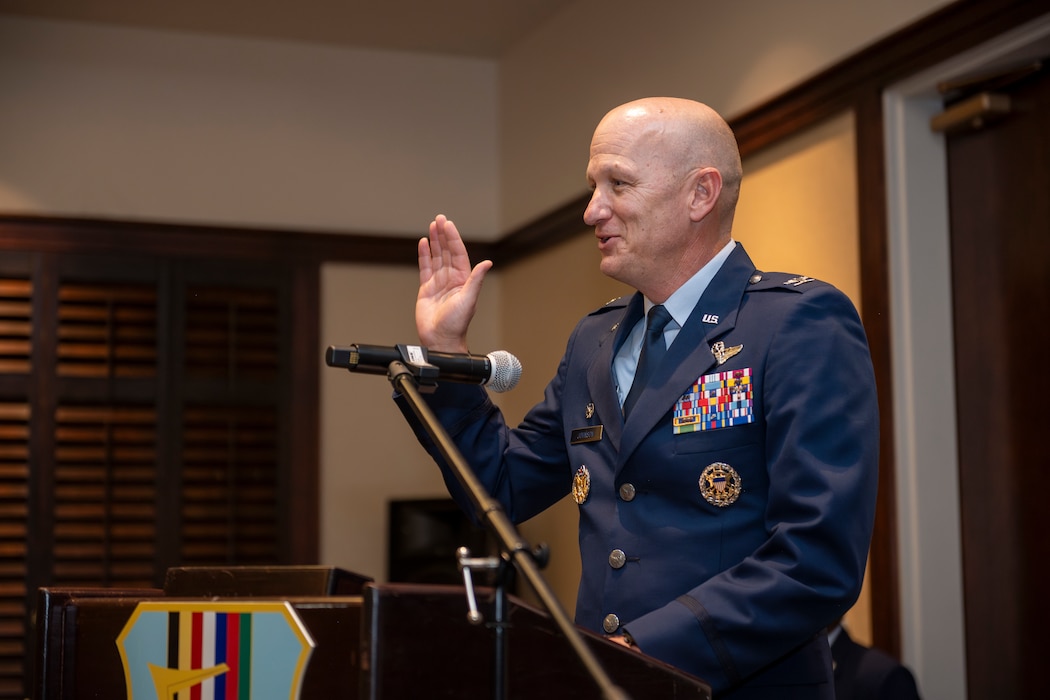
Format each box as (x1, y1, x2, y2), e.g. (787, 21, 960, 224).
(0, 16, 500, 238)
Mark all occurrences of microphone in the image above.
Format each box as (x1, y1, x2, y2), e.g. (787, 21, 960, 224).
(325, 343, 522, 392)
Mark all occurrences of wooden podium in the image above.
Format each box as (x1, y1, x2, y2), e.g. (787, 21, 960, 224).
(360, 582, 711, 699)
(32, 567, 711, 699)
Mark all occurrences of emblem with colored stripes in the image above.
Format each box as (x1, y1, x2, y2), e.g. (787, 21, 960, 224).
(117, 601, 314, 700)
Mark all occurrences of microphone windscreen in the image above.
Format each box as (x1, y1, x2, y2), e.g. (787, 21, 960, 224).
(486, 350, 522, 392)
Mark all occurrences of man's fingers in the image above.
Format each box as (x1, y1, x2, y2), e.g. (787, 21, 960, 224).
(417, 237, 434, 285)
(465, 260, 494, 296)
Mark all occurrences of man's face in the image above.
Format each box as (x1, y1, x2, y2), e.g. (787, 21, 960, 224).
(584, 110, 694, 298)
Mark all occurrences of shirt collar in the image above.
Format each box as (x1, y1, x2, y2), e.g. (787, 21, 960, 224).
(643, 239, 736, 327)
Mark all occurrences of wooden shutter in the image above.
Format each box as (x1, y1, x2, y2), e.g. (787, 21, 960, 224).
(0, 275, 32, 695)
(0, 402, 29, 696)
(180, 283, 283, 565)
(184, 285, 280, 379)
(181, 406, 279, 564)
(0, 219, 320, 699)
(0, 253, 296, 697)
(0, 279, 32, 375)
(52, 405, 158, 588)
(50, 279, 160, 590)
(56, 282, 157, 379)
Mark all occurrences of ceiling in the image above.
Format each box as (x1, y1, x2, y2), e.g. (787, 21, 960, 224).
(0, 0, 568, 58)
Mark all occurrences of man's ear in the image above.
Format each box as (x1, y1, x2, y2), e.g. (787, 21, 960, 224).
(688, 167, 723, 222)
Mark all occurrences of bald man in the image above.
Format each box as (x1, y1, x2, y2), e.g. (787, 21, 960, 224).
(400, 97, 879, 699)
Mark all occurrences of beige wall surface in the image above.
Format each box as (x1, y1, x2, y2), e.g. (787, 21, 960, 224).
(319, 260, 503, 579)
(0, 16, 501, 237)
(498, 0, 951, 232)
(733, 112, 860, 309)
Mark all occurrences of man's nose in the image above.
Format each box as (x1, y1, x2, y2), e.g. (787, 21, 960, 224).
(583, 189, 607, 226)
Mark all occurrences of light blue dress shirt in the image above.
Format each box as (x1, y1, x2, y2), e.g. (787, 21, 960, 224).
(614, 239, 737, 406)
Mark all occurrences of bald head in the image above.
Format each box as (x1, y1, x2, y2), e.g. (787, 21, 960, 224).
(585, 97, 744, 299)
(595, 98, 743, 228)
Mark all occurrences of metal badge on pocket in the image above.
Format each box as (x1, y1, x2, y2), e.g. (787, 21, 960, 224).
(699, 462, 742, 507)
(572, 465, 591, 505)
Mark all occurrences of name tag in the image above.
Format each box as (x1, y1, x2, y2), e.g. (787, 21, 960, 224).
(570, 426, 604, 444)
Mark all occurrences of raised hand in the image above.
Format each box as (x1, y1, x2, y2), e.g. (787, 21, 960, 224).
(416, 215, 493, 352)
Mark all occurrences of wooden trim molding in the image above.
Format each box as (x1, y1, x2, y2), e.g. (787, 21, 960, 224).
(0, 214, 424, 264)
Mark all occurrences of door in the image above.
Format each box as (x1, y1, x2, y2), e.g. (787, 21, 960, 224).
(942, 60, 1050, 698)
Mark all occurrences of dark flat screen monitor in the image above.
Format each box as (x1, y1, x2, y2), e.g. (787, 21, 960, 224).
(387, 498, 500, 586)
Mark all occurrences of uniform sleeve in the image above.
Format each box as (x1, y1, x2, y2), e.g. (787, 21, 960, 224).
(393, 335, 577, 525)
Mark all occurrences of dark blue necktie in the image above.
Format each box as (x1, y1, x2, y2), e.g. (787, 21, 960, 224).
(623, 304, 672, 417)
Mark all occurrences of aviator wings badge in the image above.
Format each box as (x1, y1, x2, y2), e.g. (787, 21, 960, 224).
(711, 340, 743, 366)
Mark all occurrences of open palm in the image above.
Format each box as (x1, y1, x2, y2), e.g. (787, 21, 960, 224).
(416, 215, 492, 352)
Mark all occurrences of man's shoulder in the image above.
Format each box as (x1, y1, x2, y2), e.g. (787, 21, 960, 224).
(742, 271, 859, 316)
(567, 295, 630, 342)
(738, 270, 863, 331)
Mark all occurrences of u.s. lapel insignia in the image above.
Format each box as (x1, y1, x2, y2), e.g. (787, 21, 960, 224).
(711, 340, 743, 366)
(572, 465, 591, 505)
(699, 462, 742, 507)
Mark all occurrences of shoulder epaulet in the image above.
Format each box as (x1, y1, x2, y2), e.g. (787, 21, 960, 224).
(604, 295, 629, 307)
(745, 271, 827, 292)
(588, 295, 629, 315)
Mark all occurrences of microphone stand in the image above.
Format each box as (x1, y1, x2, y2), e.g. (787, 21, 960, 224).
(387, 360, 631, 700)
(457, 544, 517, 700)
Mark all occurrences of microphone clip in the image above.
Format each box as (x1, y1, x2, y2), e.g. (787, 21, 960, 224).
(394, 343, 441, 391)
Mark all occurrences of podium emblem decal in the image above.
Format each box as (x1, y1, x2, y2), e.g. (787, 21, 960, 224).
(117, 601, 315, 700)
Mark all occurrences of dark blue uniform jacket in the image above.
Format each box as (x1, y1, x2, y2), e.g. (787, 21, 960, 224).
(399, 244, 879, 697)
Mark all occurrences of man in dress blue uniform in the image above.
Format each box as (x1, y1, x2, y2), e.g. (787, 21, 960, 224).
(400, 97, 879, 698)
